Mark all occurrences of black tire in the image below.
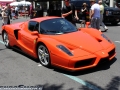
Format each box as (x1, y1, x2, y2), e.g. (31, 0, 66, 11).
(37, 44, 51, 67)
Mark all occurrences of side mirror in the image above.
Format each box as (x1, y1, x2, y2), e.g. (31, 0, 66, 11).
(31, 31, 39, 35)
(86, 22, 90, 28)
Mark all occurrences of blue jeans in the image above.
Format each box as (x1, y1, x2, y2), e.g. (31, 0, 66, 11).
(91, 17, 100, 30)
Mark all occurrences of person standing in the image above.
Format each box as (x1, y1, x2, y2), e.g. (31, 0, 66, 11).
(98, 0, 108, 31)
(61, 0, 76, 25)
(15, 6, 18, 19)
(30, 3, 33, 19)
(11, 6, 16, 20)
(89, 0, 101, 31)
(1, 8, 8, 25)
(5, 3, 12, 24)
(81, 3, 88, 22)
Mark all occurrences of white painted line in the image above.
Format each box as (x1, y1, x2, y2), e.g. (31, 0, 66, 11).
(0, 40, 4, 44)
(115, 41, 120, 43)
(38, 64, 42, 66)
(64, 74, 100, 90)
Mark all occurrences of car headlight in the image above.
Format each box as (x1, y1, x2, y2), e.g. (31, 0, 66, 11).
(106, 11, 112, 16)
(57, 45, 73, 56)
(101, 34, 112, 43)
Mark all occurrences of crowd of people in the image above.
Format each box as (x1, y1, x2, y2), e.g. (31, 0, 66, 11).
(0, 3, 31, 25)
(0, 4, 12, 25)
(0, 0, 108, 32)
(61, 0, 108, 32)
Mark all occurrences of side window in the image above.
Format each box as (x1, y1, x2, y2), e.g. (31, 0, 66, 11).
(28, 21, 39, 31)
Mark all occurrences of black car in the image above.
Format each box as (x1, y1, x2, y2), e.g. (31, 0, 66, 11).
(70, 0, 120, 25)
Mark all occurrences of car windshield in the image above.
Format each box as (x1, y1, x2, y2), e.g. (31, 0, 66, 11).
(40, 18, 78, 35)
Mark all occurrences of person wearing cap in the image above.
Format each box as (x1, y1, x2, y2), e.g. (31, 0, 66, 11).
(89, 0, 101, 31)
(98, 0, 108, 31)
(61, 0, 76, 25)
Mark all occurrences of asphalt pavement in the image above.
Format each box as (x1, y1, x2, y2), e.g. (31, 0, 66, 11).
(0, 17, 120, 90)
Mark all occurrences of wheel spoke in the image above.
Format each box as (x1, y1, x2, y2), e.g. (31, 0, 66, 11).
(45, 53, 49, 58)
(42, 47, 46, 53)
(38, 49, 43, 55)
(43, 58, 48, 65)
(6, 40, 9, 46)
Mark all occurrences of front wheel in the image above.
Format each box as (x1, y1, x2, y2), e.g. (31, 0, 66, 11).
(37, 44, 51, 67)
(3, 31, 10, 48)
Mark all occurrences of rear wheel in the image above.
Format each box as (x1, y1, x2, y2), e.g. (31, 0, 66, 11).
(37, 44, 51, 67)
(3, 31, 10, 48)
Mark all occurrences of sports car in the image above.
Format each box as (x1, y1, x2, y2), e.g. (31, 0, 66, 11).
(1, 16, 116, 71)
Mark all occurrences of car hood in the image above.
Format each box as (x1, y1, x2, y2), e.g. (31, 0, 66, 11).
(105, 7, 120, 11)
(49, 31, 103, 53)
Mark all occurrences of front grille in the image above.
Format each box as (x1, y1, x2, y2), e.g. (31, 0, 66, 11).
(98, 57, 109, 65)
(74, 58, 95, 68)
(112, 11, 120, 15)
(108, 48, 115, 57)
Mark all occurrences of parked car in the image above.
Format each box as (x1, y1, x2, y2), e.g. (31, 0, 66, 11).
(1, 16, 116, 71)
(70, 0, 120, 25)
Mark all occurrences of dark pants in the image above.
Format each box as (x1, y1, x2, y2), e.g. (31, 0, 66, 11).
(15, 11, 18, 16)
(91, 17, 100, 30)
(7, 17, 10, 25)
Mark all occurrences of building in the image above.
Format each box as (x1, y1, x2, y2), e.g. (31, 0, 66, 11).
(26, 0, 64, 16)
(26, 0, 64, 10)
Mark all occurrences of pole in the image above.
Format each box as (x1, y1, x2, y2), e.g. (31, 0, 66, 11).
(47, 1, 49, 10)
(61, 0, 64, 8)
(110, 0, 114, 7)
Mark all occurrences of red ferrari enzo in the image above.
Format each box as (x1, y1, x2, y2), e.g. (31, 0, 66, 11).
(1, 16, 116, 71)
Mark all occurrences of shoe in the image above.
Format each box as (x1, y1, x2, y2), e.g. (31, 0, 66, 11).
(105, 29, 108, 32)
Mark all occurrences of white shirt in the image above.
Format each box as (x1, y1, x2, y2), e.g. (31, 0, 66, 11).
(15, 7, 18, 11)
(91, 3, 100, 18)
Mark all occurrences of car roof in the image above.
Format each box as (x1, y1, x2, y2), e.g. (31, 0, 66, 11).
(30, 16, 61, 22)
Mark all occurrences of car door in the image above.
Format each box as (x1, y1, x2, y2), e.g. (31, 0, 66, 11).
(21, 21, 39, 55)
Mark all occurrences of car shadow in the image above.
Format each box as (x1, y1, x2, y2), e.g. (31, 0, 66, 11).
(11, 48, 40, 63)
(52, 57, 117, 76)
(0, 48, 7, 51)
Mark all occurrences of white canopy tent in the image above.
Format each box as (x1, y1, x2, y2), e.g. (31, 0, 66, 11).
(19, 1, 31, 6)
(10, 2, 20, 6)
